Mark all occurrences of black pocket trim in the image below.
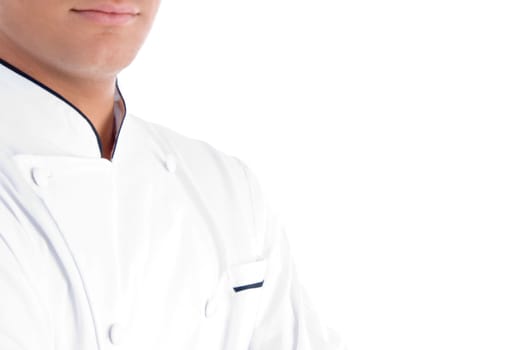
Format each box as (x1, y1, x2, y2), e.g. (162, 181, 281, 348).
(233, 280, 264, 293)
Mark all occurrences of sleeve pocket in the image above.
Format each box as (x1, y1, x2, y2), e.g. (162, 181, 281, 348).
(227, 259, 267, 293)
(204, 259, 267, 319)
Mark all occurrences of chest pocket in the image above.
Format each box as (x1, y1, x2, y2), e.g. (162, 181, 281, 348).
(203, 259, 267, 349)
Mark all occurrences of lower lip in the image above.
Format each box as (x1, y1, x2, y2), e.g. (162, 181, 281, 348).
(72, 10, 137, 25)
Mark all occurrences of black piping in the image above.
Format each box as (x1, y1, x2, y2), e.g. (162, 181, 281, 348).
(0, 57, 127, 161)
(233, 281, 264, 293)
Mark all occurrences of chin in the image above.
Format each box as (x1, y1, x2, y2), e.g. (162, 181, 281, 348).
(68, 48, 140, 78)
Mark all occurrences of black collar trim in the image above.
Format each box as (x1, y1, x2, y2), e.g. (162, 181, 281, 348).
(0, 57, 128, 161)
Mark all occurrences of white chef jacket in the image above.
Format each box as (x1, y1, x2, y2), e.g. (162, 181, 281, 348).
(0, 58, 347, 350)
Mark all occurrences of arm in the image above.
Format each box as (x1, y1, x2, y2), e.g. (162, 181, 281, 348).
(237, 159, 348, 349)
(250, 226, 348, 350)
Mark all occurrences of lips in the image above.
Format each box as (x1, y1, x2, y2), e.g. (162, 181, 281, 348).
(71, 3, 139, 25)
(72, 3, 140, 15)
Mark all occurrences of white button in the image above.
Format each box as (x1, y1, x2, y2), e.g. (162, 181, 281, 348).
(31, 167, 52, 187)
(109, 323, 123, 345)
(204, 298, 218, 318)
(165, 154, 177, 173)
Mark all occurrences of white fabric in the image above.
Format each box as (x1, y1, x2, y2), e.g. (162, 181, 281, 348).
(0, 59, 347, 350)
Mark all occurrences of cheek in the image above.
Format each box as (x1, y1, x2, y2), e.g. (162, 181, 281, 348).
(0, 4, 54, 49)
(114, 10, 159, 51)
(142, 0, 162, 29)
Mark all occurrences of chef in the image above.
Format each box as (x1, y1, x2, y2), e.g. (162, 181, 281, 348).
(0, 1, 346, 349)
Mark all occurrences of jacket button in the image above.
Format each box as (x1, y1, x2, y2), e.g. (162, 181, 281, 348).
(109, 323, 123, 345)
(165, 154, 177, 173)
(31, 167, 52, 187)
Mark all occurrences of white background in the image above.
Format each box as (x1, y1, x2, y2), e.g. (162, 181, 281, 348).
(119, 0, 526, 348)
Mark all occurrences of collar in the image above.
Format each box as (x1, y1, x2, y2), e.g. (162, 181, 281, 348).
(0, 57, 127, 161)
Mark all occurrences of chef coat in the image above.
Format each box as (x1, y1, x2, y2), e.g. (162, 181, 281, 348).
(0, 58, 347, 350)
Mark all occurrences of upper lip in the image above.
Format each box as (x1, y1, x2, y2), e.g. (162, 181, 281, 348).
(72, 3, 140, 15)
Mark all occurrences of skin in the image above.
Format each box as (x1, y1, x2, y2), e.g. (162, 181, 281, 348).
(0, 1, 161, 160)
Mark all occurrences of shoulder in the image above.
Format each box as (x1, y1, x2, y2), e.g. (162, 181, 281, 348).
(128, 113, 246, 175)
(128, 113, 270, 255)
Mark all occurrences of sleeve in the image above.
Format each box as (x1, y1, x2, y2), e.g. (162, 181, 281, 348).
(237, 159, 348, 350)
(0, 227, 53, 350)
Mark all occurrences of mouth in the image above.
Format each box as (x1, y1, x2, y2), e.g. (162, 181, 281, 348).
(71, 4, 140, 25)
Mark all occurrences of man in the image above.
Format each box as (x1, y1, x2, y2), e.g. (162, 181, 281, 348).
(0, 1, 346, 349)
